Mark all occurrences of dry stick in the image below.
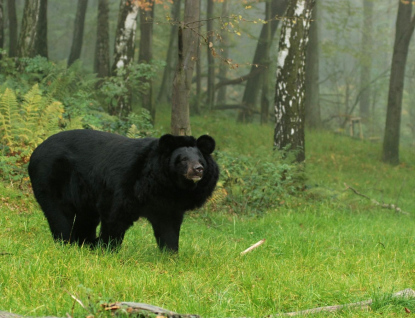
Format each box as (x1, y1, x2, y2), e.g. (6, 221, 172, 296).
(240, 239, 266, 255)
(276, 288, 415, 317)
(344, 183, 409, 215)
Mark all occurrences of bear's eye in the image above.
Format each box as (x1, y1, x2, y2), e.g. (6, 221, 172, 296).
(180, 157, 188, 162)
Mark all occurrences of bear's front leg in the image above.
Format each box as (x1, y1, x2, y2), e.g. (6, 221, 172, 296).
(148, 215, 184, 252)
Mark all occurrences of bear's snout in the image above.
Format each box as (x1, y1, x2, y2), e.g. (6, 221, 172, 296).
(185, 163, 204, 183)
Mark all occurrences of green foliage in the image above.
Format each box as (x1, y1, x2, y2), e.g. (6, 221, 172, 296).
(99, 60, 165, 111)
(214, 150, 304, 214)
(0, 85, 68, 185)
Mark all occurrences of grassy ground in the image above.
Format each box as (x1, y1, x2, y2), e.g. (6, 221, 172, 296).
(1, 115, 415, 317)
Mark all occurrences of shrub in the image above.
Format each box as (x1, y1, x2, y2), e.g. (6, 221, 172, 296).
(212, 150, 305, 214)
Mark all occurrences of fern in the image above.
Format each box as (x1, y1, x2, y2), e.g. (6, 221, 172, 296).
(0, 85, 71, 185)
(0, 88, 21, 152)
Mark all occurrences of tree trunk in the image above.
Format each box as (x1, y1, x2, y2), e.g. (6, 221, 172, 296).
(238, 0, 289, 123)
(359, 0, 373, 121)
(138, 0, 155, 122)
(7, 0, 18, 57)
(17, 0, 48, 58)
(171, 0, 199, 136)
(382, 2, 415, 165)
(216, 0, 229, 105)
(259, 0, 272, 125)
(274, 0, 315, 163)
(206, 0, 214, 110)
(0, 0, 4, 53)
(35, 0, 47, 58)
(68, 0, 88, 66)
(110, 0, 139, 117)
(157, 0, 181, 104)
(304, 0, 320, 129)
(193, 0, 201, 115)
(94, 0, 110, 78)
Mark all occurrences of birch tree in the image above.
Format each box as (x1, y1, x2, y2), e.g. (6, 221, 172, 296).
(171, 0, 199, 136)
(110, 0, 139, 117)
(274, 0, 315, 163)
(382, 1, 415, 165)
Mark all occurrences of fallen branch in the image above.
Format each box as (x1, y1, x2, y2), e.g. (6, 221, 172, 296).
(240, 239, 266, 255)
(276, 288, 415, 317)
(344, 183, 409, 215)
(1, 288, 414, 318)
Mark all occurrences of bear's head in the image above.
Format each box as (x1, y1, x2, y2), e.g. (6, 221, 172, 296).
(159, 134, 216, 189)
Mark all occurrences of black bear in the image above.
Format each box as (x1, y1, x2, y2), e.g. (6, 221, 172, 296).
(28, 130, 219, 252)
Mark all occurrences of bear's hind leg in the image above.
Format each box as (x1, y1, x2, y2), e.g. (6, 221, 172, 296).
(71, 213, 100, 247)
(38, 199, 77, 243)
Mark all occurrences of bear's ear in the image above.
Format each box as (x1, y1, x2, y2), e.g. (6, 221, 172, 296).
(197, 135, 215, 155)
(159, 134, 177, 153)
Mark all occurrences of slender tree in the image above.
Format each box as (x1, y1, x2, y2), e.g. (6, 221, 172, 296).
(17, 0, 48, 58)
(238, 0, 289, 123)
(216, 0, 229, 105)
(206, 0, 215, 110)
(68, 0, 88, 66)
(260, 0, 272, 125)
(110, 0, 139, 117)
(274, 0, 315, 163)
(304, 0, 320, 129)
(138, 0, 155, 121)
(171, 0, 200, 136)
(157, 0, 181, 104)
(7, 0, 18, 57)
(0, 0, 4, 53)
(193, 0, 201, 115)
(359, 0, 373, 121)
(382, 1, 415, 165)
(94, 0, 110, 78)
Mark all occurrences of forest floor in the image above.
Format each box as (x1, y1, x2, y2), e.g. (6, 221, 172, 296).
(1, 115, 415, 317)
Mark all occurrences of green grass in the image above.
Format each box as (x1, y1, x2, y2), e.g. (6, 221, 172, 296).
(1, 115, 415, 317)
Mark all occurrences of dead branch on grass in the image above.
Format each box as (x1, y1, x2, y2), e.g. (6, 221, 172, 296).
(344, 183, 409, 215)
(1, 289, 414, 318)
(276, 288, 415, 317)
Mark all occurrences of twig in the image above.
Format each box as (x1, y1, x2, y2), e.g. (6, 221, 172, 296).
(240, 239, 266, 255)
(344, 183, 409, 215)
(275, 288, 415, 317)
(70, 294, 87, 310)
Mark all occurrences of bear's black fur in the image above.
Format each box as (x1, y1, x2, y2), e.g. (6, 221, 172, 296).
(28, 130, 219, 252)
